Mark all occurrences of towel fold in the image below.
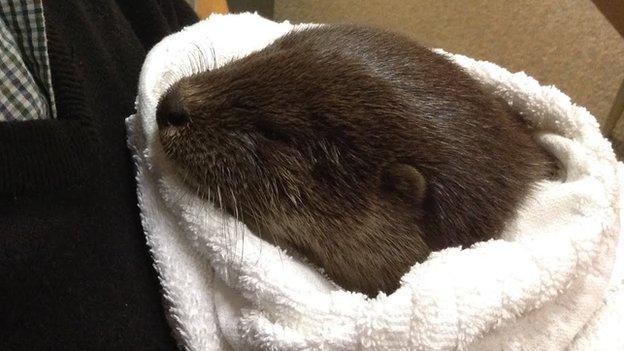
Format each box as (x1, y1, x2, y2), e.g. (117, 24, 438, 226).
(126, 13, 624, 350)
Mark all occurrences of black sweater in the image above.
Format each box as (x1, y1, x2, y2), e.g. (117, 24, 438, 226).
(0, 1, 197, 349)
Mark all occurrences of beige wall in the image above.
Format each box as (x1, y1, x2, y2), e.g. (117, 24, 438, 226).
(274, 0, 624, 128)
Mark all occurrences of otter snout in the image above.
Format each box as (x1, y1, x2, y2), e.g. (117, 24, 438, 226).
(156, 87, 190, 128)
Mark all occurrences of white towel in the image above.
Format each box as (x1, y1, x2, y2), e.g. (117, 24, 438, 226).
(126, 13, 624, 351)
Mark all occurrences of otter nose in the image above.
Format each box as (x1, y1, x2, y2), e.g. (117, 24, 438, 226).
(156, 88, 190, 128)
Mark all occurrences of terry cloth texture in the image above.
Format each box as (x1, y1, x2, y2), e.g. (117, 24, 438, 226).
(128, 13, 624, 351)
(0, 0, 56, 121)
(0, 1, 197, 350)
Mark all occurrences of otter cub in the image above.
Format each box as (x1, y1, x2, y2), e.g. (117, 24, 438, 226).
(156, 25, 552, 297)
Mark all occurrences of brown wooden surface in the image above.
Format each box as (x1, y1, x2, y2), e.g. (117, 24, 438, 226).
(591, 0, 624, 39)
(592, 0, 624, 140)
(195, 0, 228, 19)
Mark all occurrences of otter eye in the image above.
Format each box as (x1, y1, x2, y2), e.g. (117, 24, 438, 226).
(256, 123, 291, 144)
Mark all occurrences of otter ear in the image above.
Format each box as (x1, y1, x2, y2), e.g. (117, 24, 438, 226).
(381, 163, 427, 204)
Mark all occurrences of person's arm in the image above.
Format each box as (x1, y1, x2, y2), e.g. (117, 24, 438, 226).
(0, 1, 86, 194)
(2, 1, 199, 350)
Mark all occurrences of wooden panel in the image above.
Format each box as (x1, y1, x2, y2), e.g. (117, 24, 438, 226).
(591, 1, 624, 138)
(228, 0, 274, 19)
(591, 0, 624, 39)
(195, 0, 228, 19)
(605, 79, 624, 137)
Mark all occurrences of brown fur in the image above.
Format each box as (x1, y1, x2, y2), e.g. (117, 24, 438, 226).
(156, 25, 553, 297)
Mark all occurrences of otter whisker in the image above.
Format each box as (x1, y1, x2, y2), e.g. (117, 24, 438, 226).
(230, 188, 245, 267)
(250, 210, 265, 266)
(209, 44, 217, 71)
(216, 185, 230, 266)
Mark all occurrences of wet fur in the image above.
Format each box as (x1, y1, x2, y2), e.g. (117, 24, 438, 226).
(156, 25, 553, 297)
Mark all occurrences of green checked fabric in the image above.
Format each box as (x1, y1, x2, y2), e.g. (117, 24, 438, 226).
(0, 0, 56, 121)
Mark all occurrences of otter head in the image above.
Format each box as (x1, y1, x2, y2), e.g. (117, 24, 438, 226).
(155, 48, 431, 297)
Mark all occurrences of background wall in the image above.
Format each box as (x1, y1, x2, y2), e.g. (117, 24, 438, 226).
(273, 0, 624, 130)
(186, 0, 274, 21)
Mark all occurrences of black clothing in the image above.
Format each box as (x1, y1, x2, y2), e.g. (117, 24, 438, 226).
(0, 1, 197, 349)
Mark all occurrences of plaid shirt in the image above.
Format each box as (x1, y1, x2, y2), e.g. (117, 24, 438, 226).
(0, 0, 56, 121)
